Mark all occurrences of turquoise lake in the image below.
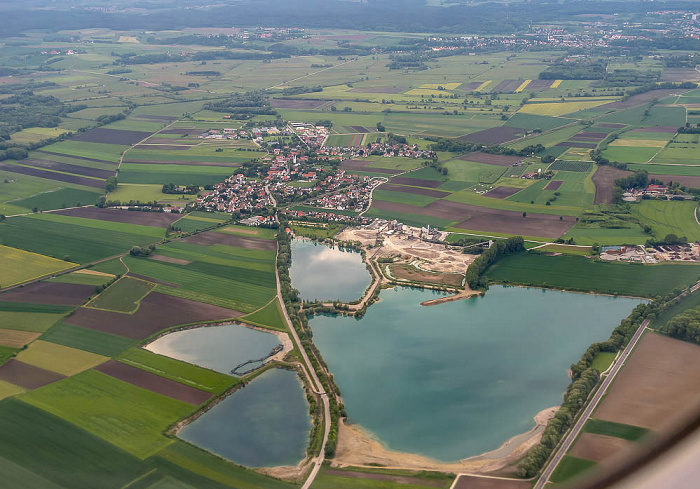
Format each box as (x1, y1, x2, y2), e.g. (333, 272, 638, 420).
(289, 239, 371, 302)
(179, 368, 311, 467)
(146, 323, 280, 374)
(309, 285, 645, 461)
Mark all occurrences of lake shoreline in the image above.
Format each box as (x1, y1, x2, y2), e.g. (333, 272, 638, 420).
(332, 406, 559, 474)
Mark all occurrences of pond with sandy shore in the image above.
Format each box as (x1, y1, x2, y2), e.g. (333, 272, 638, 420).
(309, 285, 645, 462)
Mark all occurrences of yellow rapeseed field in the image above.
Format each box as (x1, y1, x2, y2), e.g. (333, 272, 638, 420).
(519, 100, 610, 116)
(0, 245, 76, 287)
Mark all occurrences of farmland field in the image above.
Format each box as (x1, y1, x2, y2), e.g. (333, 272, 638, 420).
(0, 245, 77, 288)
(485, 252, 700, 297)
(39, 323, 134, 357)
(0, 214, 163, 264)
(631, 200, 700, 242)
(116, 347, 238, 394)
(16, 340, 108, 376)
(20, 369, 192, 458)
(86, 277, 155, 313)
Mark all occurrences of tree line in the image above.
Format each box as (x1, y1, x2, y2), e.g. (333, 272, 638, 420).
(465, 236, 525, 289)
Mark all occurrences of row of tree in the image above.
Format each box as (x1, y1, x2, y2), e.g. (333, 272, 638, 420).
(520, 288, 692, 477)
(465, 236, 525, 289)
(664, 307, 700, 345)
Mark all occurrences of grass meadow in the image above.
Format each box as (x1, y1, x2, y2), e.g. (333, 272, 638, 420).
(485, 252, 700, 297)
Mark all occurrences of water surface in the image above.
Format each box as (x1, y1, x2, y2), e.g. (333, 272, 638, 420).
(179, 368, 311, 467)
(290, 239, 370, 302)
(146, 323, 280, 374)
(309, 285, 644, 461)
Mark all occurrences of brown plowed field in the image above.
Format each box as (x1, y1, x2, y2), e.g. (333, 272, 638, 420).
(594, 333, 700, 430)
(460, 152, 523, 166)
(350, 126, 370, 133)
(557, 141, 598, 149)
(592, 166, 632, 204)
(53, 207, 182, 227)
(22, 159, 114, 179)
(661, 68, 700, 83)
(324, 469, 444, 487)
(461, 82, 485, 91)
(492, 80, 522, 93)
(389, 177, 443, 188)
(598, 89, 684, 110)
(649, 174, 700, 189)
(340, 160, 402, 174)
(484, 186, 521, 199)
(65, 292, 242, 339)
(527, 79, 555, 89)
(458, 127, 522, 145)
(0, 359, 65, 389)
(0, 329, 41, 348)
(0, 282, 95, 306)
(184, 232, 276, 251)
(544, 180, 563, 190)
(70, 128, 151, 145)
(453, 475, 530, 489)
(270, 99, 326, 109)
(571, 132, 608, 140)
(95, 360, 212, 405)
(379, 184, 449, 198)
(371, 200, 576, 238)
(569, 433, 636, 465)
(0, 163, 104, 188)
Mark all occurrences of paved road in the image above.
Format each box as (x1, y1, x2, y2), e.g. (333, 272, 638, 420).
(534, 317, 651, 489)
(274, 244, 331, 489)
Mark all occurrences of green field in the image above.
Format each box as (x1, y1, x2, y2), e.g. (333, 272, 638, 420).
(549, 455, 598, 484)
(583, 419, 650, 442)
(0, 399, 146, 489)
(626, 164, 700, 177)
(118, 163, 237, 186)
(20, 369, 192, 458)
(9, 187, 102, 213)
(121, 238, 278, 312)
(485, 252, 700, 297)
(589, 351, 616, 373)
(631, 200, 700, 242)
(117, 348, 238, 394)
(649, 287, 700, 329)
(0, 245, 77, 288)
(107, 184, 197, 205)
(39, 140, 129, 163)
(87, 277, 155, 313)
(49, 270, 115, 287)
(39, 323, 134, 357)
(240, 298, 288, 332)
(372, 189, 439, 207)
(0, 214, 163, 264)
(0, 311, 68, 333)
